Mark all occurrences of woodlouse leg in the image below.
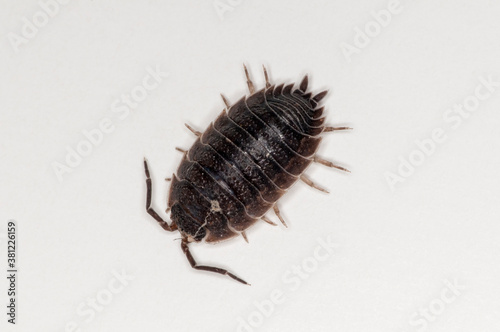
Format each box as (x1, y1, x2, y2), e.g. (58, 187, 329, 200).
(300, 174, 329, 194)
(185, 123, 202, 137)
(220, 94, 231, 109)
(313, 156, 351, 173)
(175, 147, 188, 154)
(144, 159, 177, 232)
(261, 215, 277, 226)
(262, 65, 271, 88)
(165, 177, 172, 212)
(273, 205, 288, 228)
(323, 126, 353, 132)
(243, 64, 255, 94)
(241, 231, 249, 243)
(181, 239, 250, 285)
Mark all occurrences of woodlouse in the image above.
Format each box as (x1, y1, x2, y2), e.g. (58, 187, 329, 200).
(144, 65, 350, 285)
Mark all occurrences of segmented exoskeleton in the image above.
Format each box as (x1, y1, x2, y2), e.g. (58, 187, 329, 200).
(144, 65, 350, 284)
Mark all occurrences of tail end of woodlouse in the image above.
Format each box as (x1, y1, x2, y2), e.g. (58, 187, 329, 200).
(274, 83, 285, 95)
(313, 90, 329, 103)
(308, 106, 324, 119)
(283, 83, 294, 95)
(299, 75, 308, 92)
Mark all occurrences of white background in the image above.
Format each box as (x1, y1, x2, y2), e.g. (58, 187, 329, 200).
(1, 0, 499, 331)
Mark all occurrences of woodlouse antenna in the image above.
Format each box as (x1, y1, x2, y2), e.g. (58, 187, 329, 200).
(181, 240, 250, 285)
(143, 158, 177, 232)
(313, 156, 351, 173)
(243, 64, 255, 94)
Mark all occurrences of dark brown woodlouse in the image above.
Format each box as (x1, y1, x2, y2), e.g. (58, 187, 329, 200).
(144, 65, 350, 285)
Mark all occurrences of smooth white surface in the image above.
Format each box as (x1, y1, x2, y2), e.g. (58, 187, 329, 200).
(1, 1, 499, 331)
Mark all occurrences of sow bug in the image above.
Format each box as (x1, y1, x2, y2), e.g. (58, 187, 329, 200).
(144, 65, 350, 285)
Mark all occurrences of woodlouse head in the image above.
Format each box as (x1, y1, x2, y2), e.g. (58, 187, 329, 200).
(169, 204, 207, 242)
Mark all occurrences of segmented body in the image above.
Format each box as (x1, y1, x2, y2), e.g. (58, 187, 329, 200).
(144, 66, 349, 284)
(169, 83, 326, 243)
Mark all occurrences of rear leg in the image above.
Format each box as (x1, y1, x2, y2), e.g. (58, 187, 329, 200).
(185, 123, 202, 137)
(144, 159, 177, 232)
(220, 94, 231, 109)
(262, 65, 271, 88)
(181, 239, 249, 285)
(273, 204, 288, 227)
(261, 215, 277, 226)
(313, 156, 351, 173)
(175, 147, 188, 154)
(300, 174, 329, 193)
(241, 231, 249, 243)
(243, 64, 255, 94)
(323, 126, 352, 132)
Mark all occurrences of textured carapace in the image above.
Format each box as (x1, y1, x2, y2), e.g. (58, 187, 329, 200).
(144, 65, 350, 284)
